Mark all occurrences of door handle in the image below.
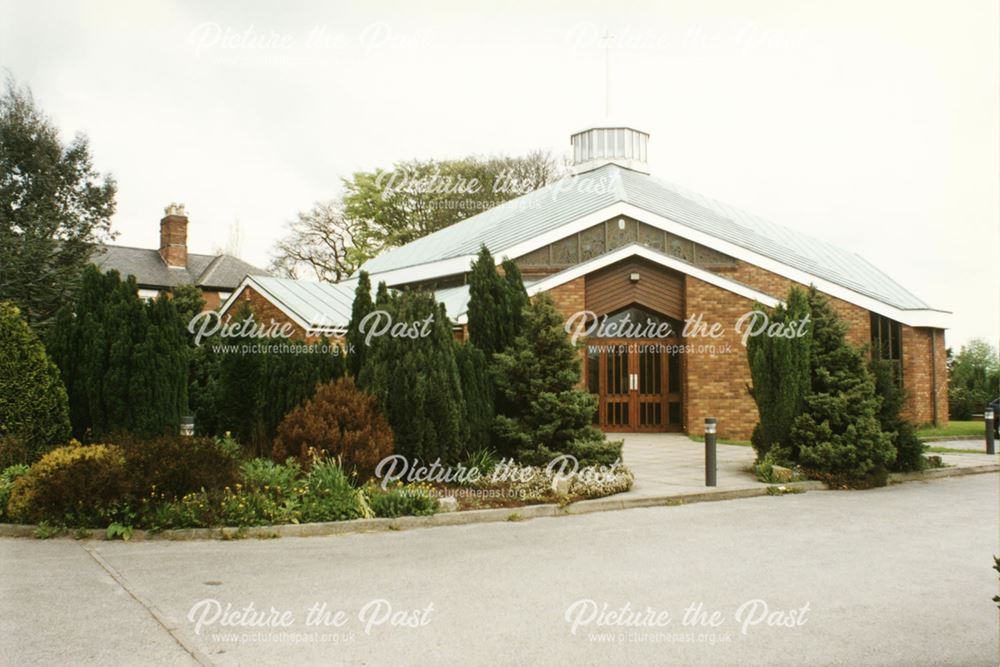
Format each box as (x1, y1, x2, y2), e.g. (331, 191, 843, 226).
(629, 373, 638, 391)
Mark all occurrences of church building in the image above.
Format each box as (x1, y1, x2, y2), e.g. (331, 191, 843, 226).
(222, 123, 949, 440)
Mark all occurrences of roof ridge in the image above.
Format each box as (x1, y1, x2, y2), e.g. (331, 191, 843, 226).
(360, 164, 624, 274)
(97, 242, 218, 261)
(631, 171, 930, 309)
(194, 253, 227, 285)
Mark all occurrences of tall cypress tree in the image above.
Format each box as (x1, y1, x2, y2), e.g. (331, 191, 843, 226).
(131, 292, 188, 436)
(104, 275, 147, 430)
(346, 271, 374, 378)
(359, 291, 465, 462)
(214, 304, 266, 452)
(746, 286, 812, 462)
(375, 281, 391, 307)
(467, 245, 511, 356)
(454, 341, 494, 452)
(49, 266, 189, 438)
(500, 258, 529, 344)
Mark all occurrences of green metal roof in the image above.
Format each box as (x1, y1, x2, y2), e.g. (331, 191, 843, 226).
(360, 164, 932, 311)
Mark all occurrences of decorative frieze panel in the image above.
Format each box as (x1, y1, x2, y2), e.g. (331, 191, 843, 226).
(514, 217, 736, 272)
(665, 232, 695, 263)
(607, 218, 637, 251)
(638, 222, 665, 252)
(692, 244, 736, 268)
(580, 225, 606, 260)
(551, 235, 579, 265)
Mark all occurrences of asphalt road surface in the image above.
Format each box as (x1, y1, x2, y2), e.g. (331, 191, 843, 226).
(2, 474, 997, 666)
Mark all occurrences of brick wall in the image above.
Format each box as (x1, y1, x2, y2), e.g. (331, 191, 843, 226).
(717, 260, 870, 347)
(901, 326, 949, 426)
(546, 277, 586, 321)
(219, 286, 309, 339)
(540, 257, 946, 437)
(683, 276, 760, 440)
(201, 290, 223, 311)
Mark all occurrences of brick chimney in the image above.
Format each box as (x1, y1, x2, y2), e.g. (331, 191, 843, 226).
(159, 203, 188, 268)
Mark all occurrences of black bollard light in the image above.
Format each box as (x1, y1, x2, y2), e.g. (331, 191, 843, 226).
(986, 408, 995, 455)
(705, 417, 717, 487)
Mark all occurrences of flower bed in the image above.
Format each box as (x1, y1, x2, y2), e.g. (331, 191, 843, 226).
(0, 439, 635, 536)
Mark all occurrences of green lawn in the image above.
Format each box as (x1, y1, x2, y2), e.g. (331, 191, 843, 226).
(916, 420, 985, 439)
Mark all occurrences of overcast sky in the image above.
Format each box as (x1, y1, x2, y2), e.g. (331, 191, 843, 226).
(2, 0, 997, 349)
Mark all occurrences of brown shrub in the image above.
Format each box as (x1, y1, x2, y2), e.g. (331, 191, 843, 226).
(111, 432, 241, 500)
(273, 377, 393, 479)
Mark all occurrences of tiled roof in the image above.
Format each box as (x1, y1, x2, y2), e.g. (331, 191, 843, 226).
(91, 245, 269, 290)
(360, 164, 932, 311)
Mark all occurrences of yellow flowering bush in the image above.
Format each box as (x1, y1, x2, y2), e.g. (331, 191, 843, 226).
(6, 441, 129, 524)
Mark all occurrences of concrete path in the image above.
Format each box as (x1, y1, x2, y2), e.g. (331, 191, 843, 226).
(929, 438, 996, 454)
(615, 433, 765, 498)
(616, 433, 999, 496)
(2, 474, 996, 666)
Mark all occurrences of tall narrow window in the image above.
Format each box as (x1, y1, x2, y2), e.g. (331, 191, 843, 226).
(870, 312, 903, 383)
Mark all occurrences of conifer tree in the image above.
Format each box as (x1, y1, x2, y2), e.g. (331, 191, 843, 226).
(746, 286, 812, 462)
(197, 316, 345, 451)
(491, 294, 616, 465)
(789, 287, 895, 483)
(0, 301, 71, 464)
(454, 341, 494, 452)
(131, 293, 188, 436)
(359, 291, 465, 462)
(346, 271, 374, 378)
(48, 266, 189, 438)
(375, 281, 391, 307)
(467, 245, 511, 356)
(871, 358, 925, 472)
(500, 258, 529, 343)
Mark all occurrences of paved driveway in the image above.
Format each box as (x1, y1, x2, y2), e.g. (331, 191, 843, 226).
(2, 474, 997, 666)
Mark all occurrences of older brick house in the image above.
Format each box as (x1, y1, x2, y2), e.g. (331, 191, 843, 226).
(223, 123, 949, 440)
(92, 203, 269, 310)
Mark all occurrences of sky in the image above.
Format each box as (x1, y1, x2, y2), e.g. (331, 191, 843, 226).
(1, 0, 997, 349)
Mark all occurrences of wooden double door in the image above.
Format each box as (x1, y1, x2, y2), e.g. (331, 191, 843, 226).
(587, 340, 683, 432)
